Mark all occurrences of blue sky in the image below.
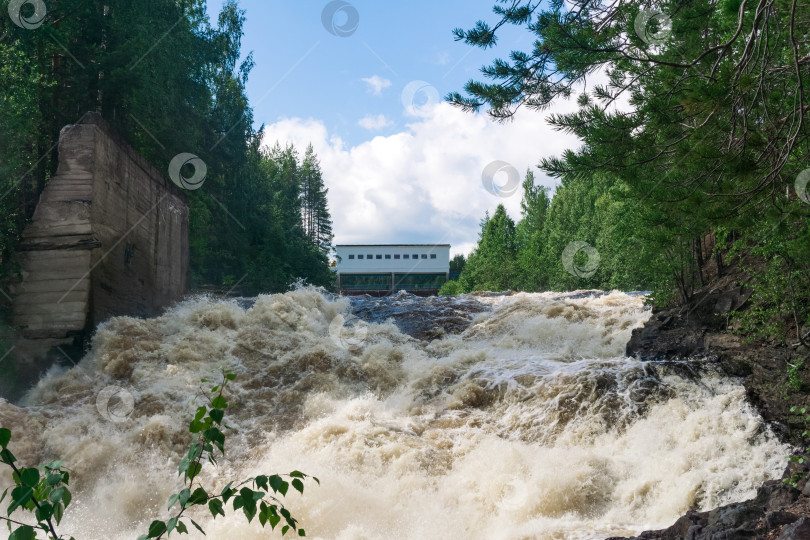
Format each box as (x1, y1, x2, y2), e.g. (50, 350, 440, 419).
(205, 0, 584, 254)
(205, 0, 534, 145)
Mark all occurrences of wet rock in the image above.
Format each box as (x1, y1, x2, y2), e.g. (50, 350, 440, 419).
(626, 262, 809, 442)
(348, 292, 491, 340)
(707, 503, 761, 528)
(766, 510, 798, 529)
(621, 255, 810, 540)
(617, 481, 802, 539)
(779, 517, 810, 539)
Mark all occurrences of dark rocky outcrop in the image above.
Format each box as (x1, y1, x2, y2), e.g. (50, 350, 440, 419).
(626, 264, 808, 443)
(621, 258, 810, 539)
(607, 471, 810, 539)
(349, 290, 492, 340)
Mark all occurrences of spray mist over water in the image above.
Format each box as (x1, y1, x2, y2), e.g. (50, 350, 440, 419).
(0, 289, 789, 539)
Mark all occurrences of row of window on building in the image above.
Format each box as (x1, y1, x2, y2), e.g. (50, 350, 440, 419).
(347, 253, 437, 260)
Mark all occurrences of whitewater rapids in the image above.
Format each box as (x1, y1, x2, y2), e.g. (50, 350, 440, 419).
(0, 289, 789, 539)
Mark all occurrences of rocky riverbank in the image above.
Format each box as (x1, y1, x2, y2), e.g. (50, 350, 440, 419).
(621, 266, 810, 539)
(607, 475, 810, 539)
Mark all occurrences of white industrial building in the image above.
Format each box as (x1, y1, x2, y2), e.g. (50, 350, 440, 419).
(335, 244, 450, 295)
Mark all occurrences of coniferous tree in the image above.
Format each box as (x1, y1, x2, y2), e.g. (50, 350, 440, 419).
(515, 169, 550, 290)
(449, 254, 466, 274)
(0, 0, 335, 299)
(450, 0, 810, 328)
(300, 144, 333, 254)
(459, 205, 518, 292)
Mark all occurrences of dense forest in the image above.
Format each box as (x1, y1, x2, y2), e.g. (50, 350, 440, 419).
(0, 0, 333, 302)
(445, 0, 809, 345)
(443, 169, 676, 297)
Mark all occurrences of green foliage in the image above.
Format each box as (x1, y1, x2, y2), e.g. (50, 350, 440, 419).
(448, 0, 810, 332)
(191, 139, 335, 294)
(455, 171, 672, 294)
(0, 0, 334, 306)
(0, 372, 316, 539)
(722, 219, 810, 345)
(458, 205, 519, 292)
(438, 280, 462, 295)
(785, 405, 810, 488)
(449, 254, 466, 275)
(0, 39, 47, 318)
(140, 369, 317, 539)
(300, 144, 334, 255)
(0, 429, 75, 540)
(514, 170, 550, 291)
(787, 360, 805, 393)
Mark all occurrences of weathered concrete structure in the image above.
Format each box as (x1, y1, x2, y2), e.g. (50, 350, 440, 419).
(10, 113, 188, 365)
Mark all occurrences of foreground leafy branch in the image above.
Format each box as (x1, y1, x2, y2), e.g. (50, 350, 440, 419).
(140, 368, 317, 539)
(0, 428, 74, 540)
(0, 369, 316, 539)
(785, 405, 810, 488)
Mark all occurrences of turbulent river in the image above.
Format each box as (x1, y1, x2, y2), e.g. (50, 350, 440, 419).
(0, 289, 790, 539)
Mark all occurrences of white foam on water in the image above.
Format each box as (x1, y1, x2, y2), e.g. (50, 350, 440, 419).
(0, 289, 789, 539)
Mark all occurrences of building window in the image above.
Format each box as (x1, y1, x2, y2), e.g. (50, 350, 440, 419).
(403, 254, 409, 259)
(420, 254, 427, 259)
(358, 254, 364, 259)
(348, 254, 355, 260)
(376, 254, 382, 259)
(430, 254, 436, 259)
(413, 254, 418, 259)
(385, 254, 391, 259)
(394, 254, 401, 259)
(367, 254, 373, 259)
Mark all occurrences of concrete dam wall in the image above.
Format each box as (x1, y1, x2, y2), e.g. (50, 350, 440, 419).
(10, 112, 189, 373)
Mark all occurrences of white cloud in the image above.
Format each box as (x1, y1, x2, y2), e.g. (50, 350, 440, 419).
(361, 75, 392, 96)
(358, 114, 393, 131)
(261, 101, 583, 255)
(436, 51, 451, 66)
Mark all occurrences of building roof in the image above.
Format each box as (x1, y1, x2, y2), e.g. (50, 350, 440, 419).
(335, 244, 450, 247)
